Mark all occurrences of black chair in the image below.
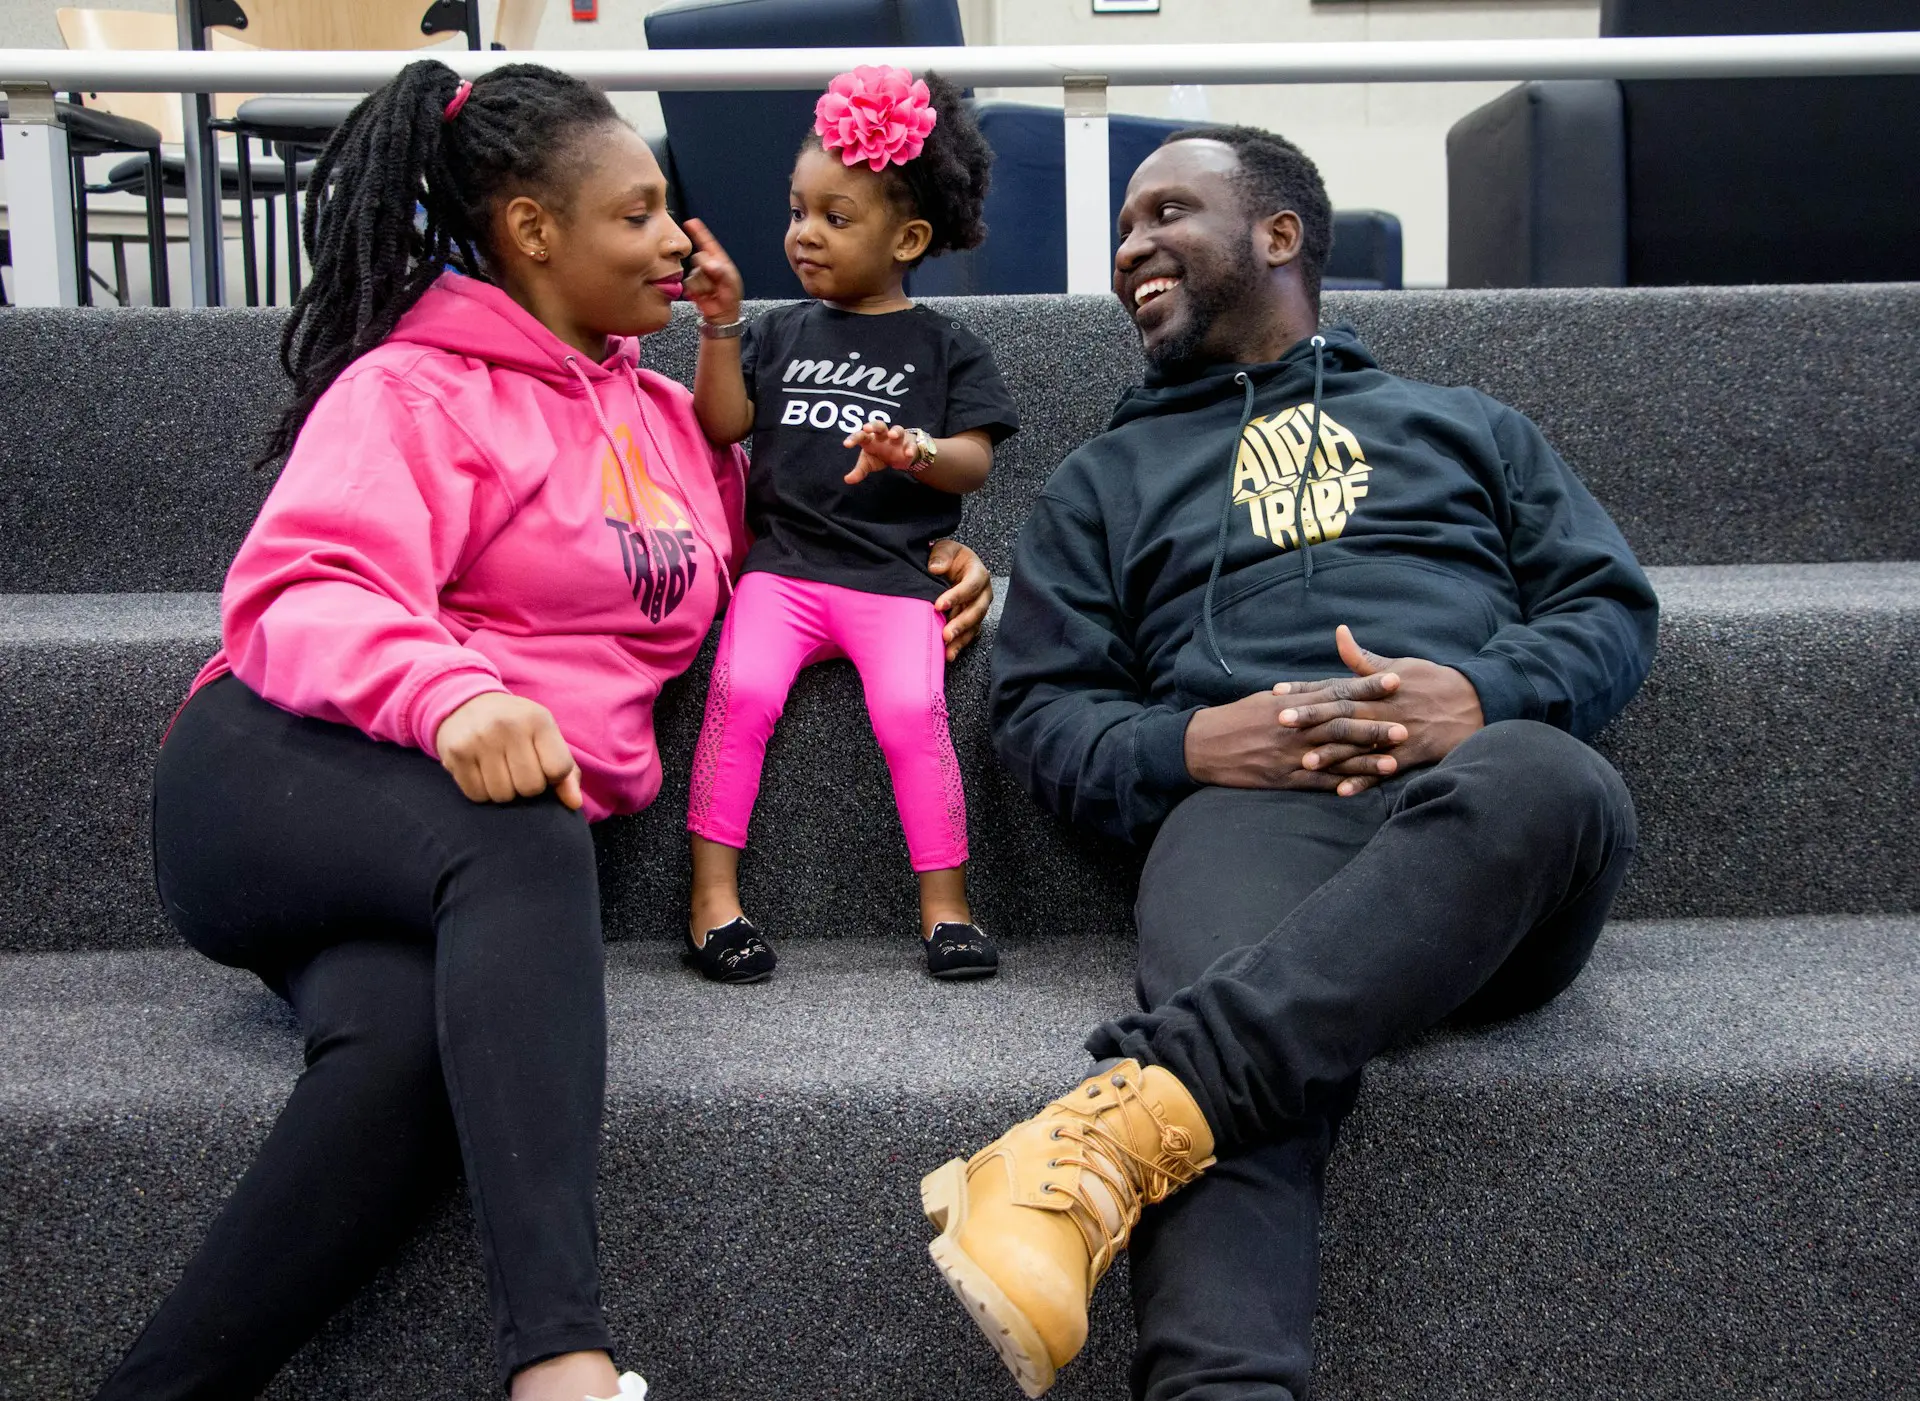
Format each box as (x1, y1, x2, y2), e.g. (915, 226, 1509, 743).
(1447, 0, 1920, 287)
(910, 103, 1405, 296)
(212, 95, 358, 307)
(0, 95, 168, 307)
(645, 0, 967, 302)
(180, 0, 483, 305)
(94, 147, 313, 307)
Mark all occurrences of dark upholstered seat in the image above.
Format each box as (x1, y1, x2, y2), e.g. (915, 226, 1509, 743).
(1447, 0, 1920, 287)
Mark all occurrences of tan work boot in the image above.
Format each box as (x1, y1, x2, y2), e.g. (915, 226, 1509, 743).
(920, 1060, 1216, 1397)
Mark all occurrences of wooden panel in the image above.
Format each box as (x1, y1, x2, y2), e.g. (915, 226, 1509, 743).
(212, 0, 468, 52)
(55, 8, 253, 139)
(494, 0, 548, 50)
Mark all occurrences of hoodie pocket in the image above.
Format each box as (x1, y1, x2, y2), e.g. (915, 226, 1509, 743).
(1173, 554, 1502, 703)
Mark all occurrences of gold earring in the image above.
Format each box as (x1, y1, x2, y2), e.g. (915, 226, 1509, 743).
(534, 248, 549, 262)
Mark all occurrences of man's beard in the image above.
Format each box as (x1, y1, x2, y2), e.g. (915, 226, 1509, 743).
(1141, 239, 1262, 380)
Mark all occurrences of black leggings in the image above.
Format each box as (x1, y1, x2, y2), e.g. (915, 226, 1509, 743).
(96, 676, 611, 1399)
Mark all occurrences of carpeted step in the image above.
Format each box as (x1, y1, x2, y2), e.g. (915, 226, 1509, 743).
(2, 286, 1916, 591)
(1, 563, 1915, 953)
(1, 915, 1913, 1399)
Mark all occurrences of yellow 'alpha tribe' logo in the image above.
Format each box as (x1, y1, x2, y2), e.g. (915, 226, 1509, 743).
(1233, 404, 1371, 552)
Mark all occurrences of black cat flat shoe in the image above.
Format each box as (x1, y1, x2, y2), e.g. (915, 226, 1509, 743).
(925, 922, 999, 980)
(687, 916, 777, 984)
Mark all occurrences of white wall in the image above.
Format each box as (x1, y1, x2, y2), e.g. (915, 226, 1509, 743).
(966, 0, 1600, 285)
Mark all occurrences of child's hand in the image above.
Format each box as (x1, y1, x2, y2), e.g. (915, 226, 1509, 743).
(843, 422, 921, 484)
(682, 217, 744, 326)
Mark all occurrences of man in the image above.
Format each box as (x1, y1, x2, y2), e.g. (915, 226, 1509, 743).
(917, 127, 1658, 1400)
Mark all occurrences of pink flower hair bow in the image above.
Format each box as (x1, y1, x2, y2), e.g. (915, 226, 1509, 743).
(813, 65, 938, 173)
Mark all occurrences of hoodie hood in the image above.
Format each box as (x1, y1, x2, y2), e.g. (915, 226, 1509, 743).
(1110, 325, 1379, 431)
(387, 271, 643, 389)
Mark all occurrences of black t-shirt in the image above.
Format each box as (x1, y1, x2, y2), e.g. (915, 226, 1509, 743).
(740, 301, 1019, 601)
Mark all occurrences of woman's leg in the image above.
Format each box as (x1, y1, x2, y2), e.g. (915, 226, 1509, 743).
(685, 571, 830, 937)
(825, 585, 970, 931)
(96, 939, 458, 1401)
(104, 676, 615, 1395)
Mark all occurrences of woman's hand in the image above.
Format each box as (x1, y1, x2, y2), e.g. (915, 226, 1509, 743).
(928, 539, 993, 662)
(682, 217, 744, 326)
(435, 693, 584, 811)
(843, 422, 922, 484)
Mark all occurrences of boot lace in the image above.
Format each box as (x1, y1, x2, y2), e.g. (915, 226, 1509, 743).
(1043, 1072, 1205, 1272)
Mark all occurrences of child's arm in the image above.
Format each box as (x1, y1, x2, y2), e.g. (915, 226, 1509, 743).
(841, 423, 992, 495)
(683, 217, 754, 446)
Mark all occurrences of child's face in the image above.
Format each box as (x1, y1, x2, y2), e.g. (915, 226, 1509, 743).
(785, 144, 931, 302)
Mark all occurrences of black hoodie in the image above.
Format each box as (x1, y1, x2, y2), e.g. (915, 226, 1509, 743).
(989, 327, 1658, 844)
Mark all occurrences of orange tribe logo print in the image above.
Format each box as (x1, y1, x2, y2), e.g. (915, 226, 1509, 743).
(600, 424, 700, 623)
(1232, 404, 1372, 552)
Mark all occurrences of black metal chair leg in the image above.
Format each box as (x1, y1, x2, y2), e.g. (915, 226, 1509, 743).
(237, 135, 258, 306)
(265, 197, 277, 306)
(145, 150, 170, 307)
(111, 237, 129, 306)
(71, 151, 92, 307)
(283, 145, 301, 302)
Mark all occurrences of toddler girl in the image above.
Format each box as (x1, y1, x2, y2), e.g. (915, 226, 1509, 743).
(680, 66, 1015, 983)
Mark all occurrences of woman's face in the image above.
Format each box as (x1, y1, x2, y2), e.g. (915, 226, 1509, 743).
(518, 122, 691, 340)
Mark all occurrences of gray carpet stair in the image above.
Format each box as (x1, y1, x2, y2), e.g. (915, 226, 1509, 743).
(2, 917, 1913, 1400)
(2, 563, 1915, 953)
(2, 286, 1914, 1400)
(2, 287, 1917, 592)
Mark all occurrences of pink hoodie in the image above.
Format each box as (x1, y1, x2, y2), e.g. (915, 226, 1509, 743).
(189, 273, 748, 821)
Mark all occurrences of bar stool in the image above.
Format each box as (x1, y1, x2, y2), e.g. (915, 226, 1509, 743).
(214, 95, 356, 307)
(0, 94, 168, 306)
(181, 0, 486, 306)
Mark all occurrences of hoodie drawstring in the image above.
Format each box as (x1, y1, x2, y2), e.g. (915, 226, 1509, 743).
(565, 353, 733, 604)
(1293, 335, 1328, 588)
(1200, 335, 1331, 677)
(623, 362, 734, 603)
(1201, 371, 1259, 677)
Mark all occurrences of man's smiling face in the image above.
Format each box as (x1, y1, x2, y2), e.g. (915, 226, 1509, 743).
(1113, 139, 1264, 378)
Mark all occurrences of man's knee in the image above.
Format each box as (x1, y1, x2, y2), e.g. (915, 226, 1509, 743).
(1457, 720, 1634, 834)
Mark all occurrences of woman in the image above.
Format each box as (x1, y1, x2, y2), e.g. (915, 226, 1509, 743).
(97, 59, 992, 1401)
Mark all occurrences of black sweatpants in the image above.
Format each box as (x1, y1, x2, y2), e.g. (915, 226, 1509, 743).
(1088, 720, 1637, 1401)
(97, 676, 612, 1399)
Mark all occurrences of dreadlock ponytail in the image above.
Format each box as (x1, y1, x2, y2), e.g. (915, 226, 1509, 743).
(257, 59, 622, 467)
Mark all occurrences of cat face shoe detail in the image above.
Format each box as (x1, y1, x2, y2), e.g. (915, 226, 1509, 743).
(925, 921, 999, 980)
(686, 916, 777, 984)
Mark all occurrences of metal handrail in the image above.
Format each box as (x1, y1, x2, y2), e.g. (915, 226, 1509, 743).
(7, 32, 1920, 305)
(6, 32, 1920, 91)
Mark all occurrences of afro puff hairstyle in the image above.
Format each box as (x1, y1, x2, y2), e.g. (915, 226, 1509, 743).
(802, 71, 992, 267)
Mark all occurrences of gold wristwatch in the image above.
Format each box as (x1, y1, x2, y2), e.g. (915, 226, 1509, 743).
(906, 427, 938, 473)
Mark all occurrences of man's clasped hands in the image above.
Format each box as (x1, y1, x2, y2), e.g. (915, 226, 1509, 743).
(1183, 624, 1487, 795)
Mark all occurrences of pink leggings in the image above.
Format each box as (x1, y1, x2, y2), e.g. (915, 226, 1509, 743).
(687, 571, 968, 872)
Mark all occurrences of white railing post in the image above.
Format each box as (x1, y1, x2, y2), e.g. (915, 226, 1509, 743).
(1, 83, 79, 307)
(1063, 74, 1110, 296)
(174, 2, 223, 307)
